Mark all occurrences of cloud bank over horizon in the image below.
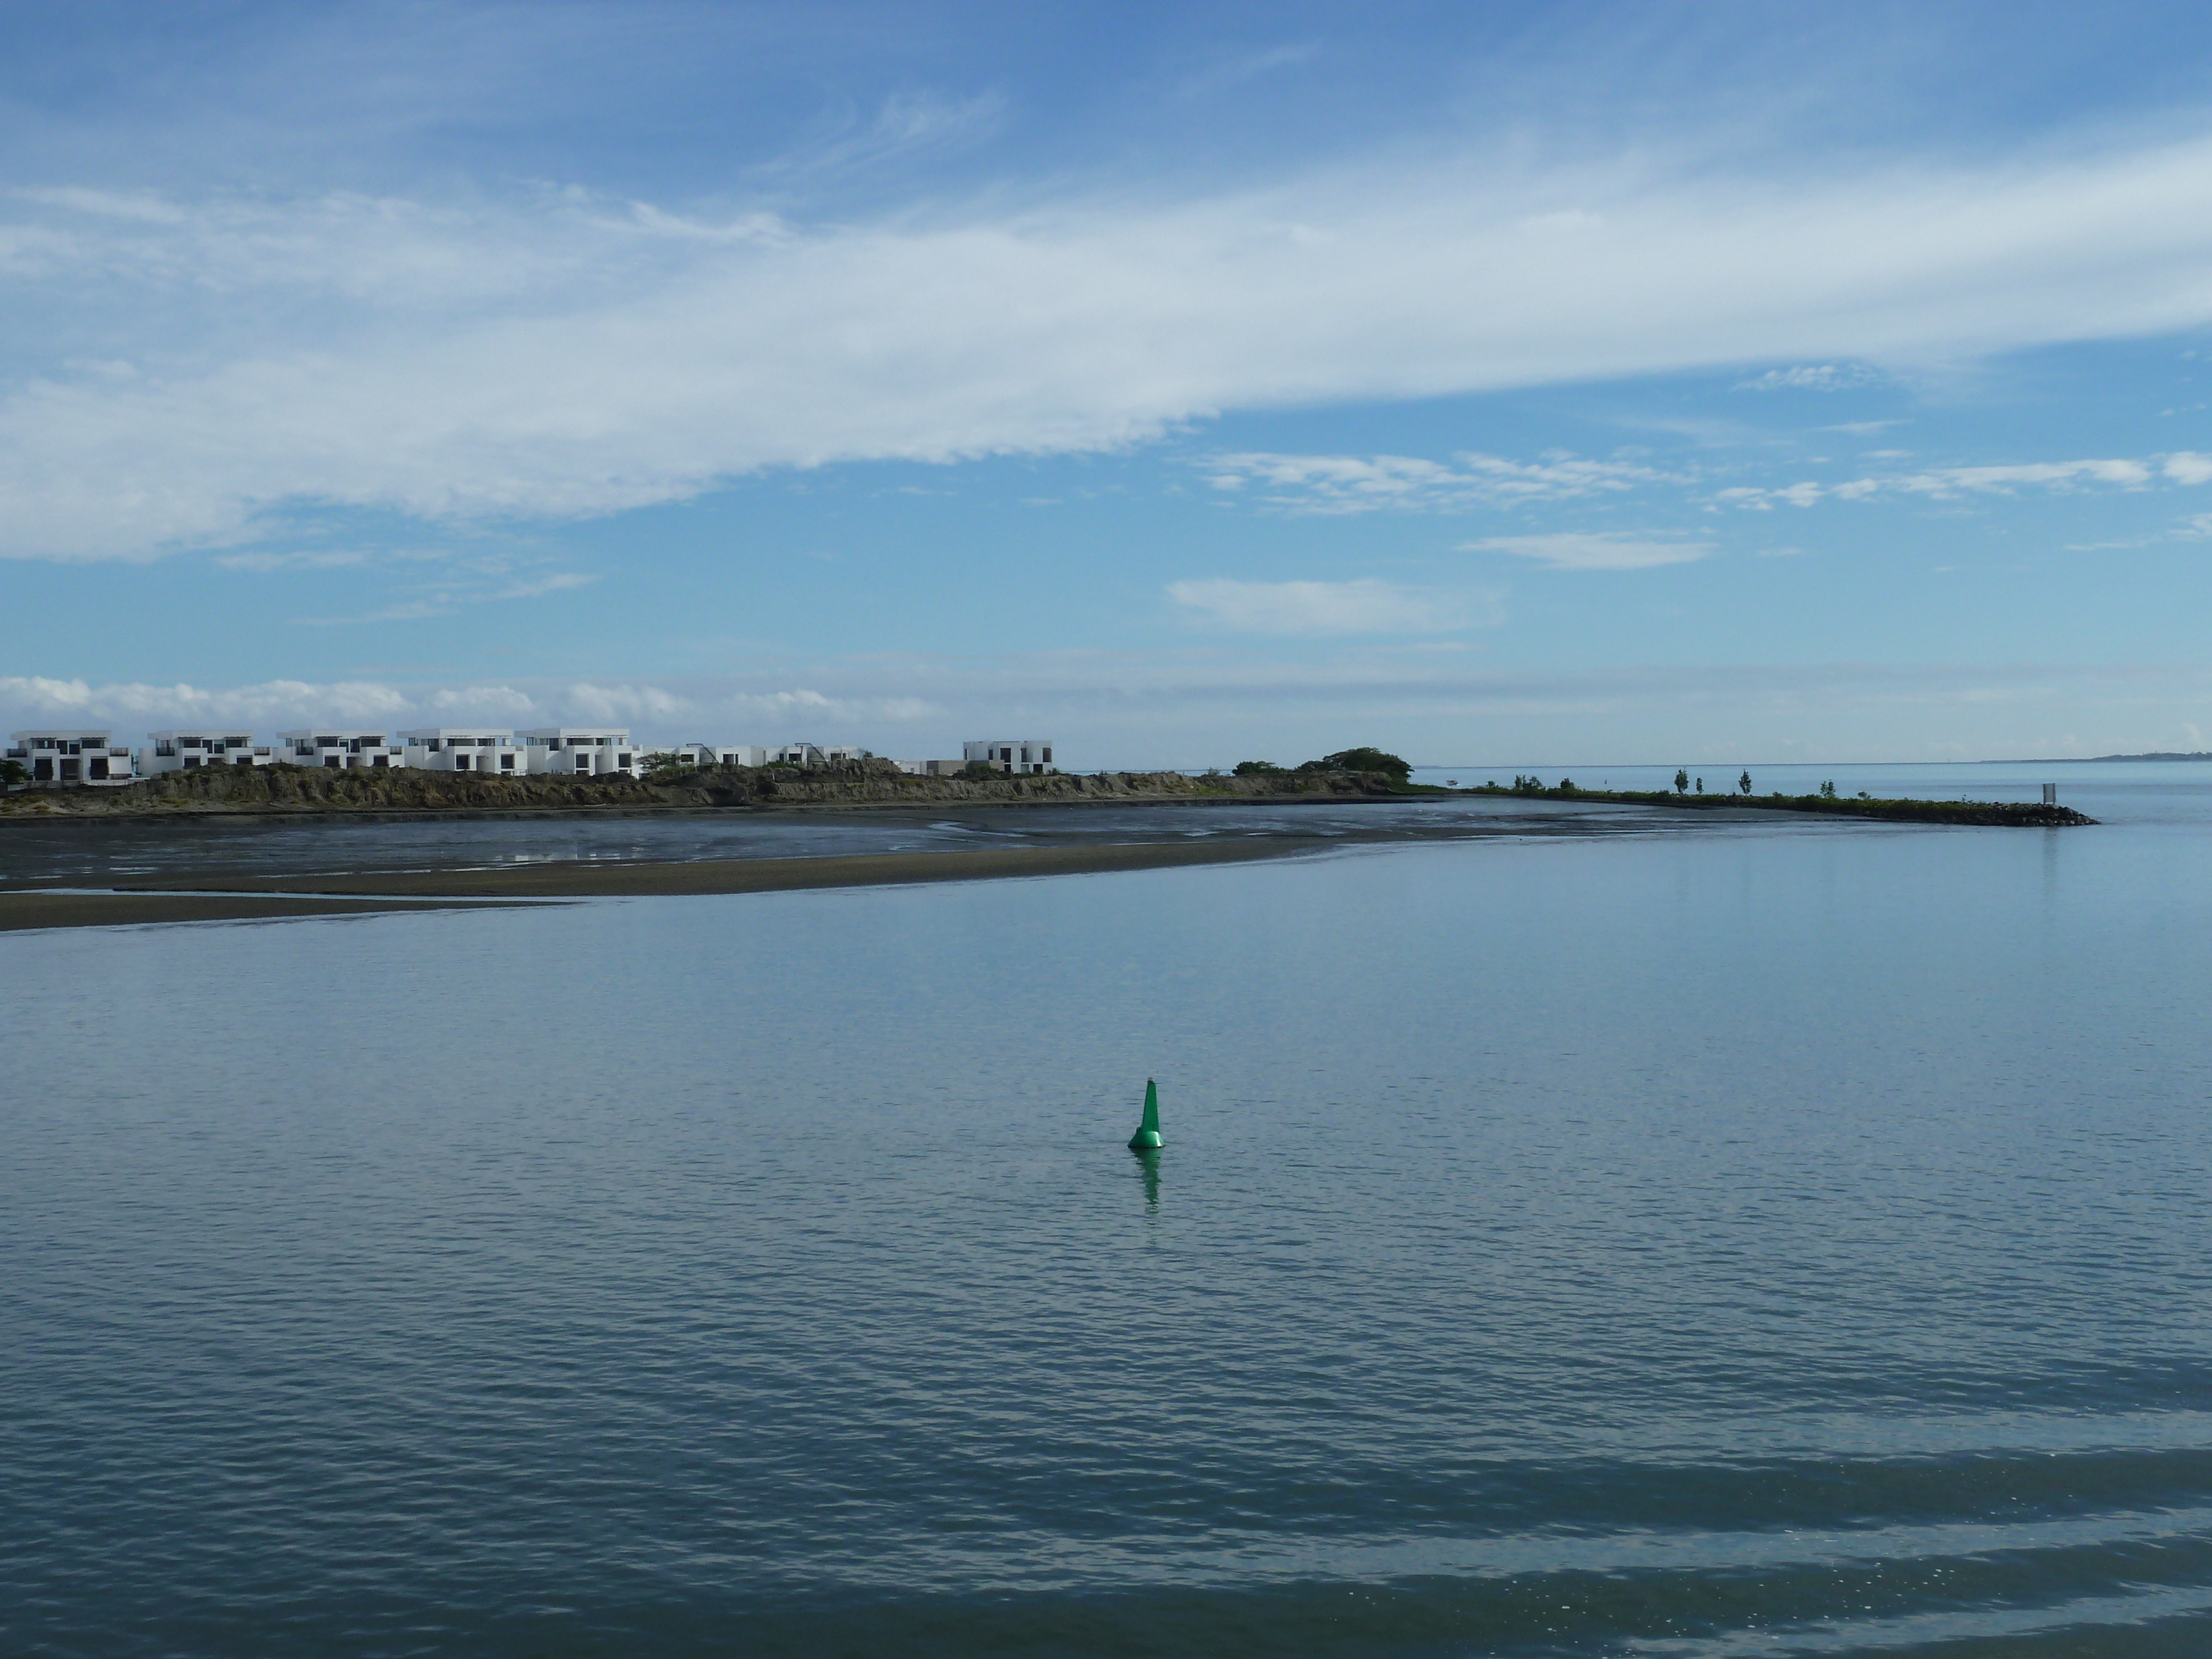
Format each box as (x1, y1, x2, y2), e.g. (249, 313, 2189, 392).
(9, 657, 2211, 768)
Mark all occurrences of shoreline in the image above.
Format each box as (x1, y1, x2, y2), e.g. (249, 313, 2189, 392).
(0, 891, 531, 932)
(2, 837, 1345, 931)
(0, 789, 2093, 933)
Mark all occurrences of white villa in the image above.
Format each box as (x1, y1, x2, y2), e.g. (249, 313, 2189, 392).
(276, 729, 407, 769)
(675, 744, 768, 768)
(519, 728, 638, 777)
(139, 731, 271, 773)
(400, 728, 521, 774)
(6, 723, 1066, 788)
(8, 729, 137, 785)
(963, 739, 1056, 775)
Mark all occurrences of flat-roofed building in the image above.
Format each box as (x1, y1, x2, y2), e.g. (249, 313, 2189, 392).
(519, 728, 638, 777)
(275, 730, 406, 769)
(8, 729, 137, 785)
(894, 758, 969, 776)
(399, 728, 521, 774)
(767, 742, 824, 767)
(140, 731, 271, 773)
(674, 744, 768, 768)
(963, 739, 1056, 775)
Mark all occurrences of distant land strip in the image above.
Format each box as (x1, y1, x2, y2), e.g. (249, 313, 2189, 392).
(1990, 752, 2212, 763)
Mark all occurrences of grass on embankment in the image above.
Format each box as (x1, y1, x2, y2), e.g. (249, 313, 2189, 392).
(1459, 781, 2095, 827)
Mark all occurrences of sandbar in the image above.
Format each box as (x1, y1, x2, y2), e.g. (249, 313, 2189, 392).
(0, 891, 526, 933)
(5, 836, 1344, 930)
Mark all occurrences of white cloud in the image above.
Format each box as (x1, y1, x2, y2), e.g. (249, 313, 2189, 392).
(1916, 459, 2154, 491)
(566, 682, 692, 724)
(722, 688, 942, 724)
(11, 660, 2212, 766)
(1167, 578, 1486, 634)
(1179, 43, 1321, 97)
(428, 684, 536, 717)
(215, 549, 378, 572)
(1201, 451, 1677, 514)
(497, 571, 598, 599)
(1717, 453, 2189, 509)
(1735, 363, 1879, 392)
(1467, 533, 1712, 570)
(0, 675, 411, 726)
(15, 124, 2212, 558)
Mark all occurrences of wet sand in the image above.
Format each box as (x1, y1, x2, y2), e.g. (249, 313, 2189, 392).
(4, 836, 1343, 930)
(0, 892, 526, 932)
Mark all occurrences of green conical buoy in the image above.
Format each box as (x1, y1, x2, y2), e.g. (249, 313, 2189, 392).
(1128, 1078, 1163, 1151)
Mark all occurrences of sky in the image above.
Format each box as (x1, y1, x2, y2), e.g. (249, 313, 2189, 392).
(9, 0, 2212, 766)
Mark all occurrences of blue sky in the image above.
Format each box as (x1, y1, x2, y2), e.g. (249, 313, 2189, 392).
(10, 1, 2212, 764)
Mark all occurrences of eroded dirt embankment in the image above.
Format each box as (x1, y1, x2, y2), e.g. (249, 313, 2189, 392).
(1, 762, 1406, 818)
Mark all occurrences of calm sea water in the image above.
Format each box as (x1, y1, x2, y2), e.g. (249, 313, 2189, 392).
(8, 773, 2212, 1656)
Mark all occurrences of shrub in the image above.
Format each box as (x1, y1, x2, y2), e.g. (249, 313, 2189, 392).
(1233, 760, 1285, 775)
(1302, 747, 1411, 779)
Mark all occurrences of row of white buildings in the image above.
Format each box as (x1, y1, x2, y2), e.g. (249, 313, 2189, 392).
(4, 727, 1058, 786)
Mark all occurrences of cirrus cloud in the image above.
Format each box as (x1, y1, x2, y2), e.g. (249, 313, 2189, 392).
(19, 122, 2212, 558)
(1167, 577, 1494, 634)
(1465, 533, 1713, 571)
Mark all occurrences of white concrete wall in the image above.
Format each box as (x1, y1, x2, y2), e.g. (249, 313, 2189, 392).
(519, 730, 639, 776)
(275, 731, 406, 769)
(399, 730, 521, 774)
(961, 739, 1057, 774)
(9, 731, 137, 785)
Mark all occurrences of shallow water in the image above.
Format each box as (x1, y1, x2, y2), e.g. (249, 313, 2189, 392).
(7, 796, 2212, 1656)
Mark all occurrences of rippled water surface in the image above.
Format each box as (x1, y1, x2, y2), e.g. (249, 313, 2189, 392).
(8, 782, 2212, 1656)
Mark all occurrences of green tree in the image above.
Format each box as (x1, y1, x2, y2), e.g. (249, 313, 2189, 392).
(1738, 770, 1752, 795)
(1819, 779, 1839, 799)
(1673, 769, 1689, 795)
(0, 758, 24, 787)
(1302, 747, 1412, 779)
(1232, 760, 1285, 775)
(1694, 776, 1704, 794)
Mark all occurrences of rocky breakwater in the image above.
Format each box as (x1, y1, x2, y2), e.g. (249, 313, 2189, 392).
(1, 759, 1411, 817)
